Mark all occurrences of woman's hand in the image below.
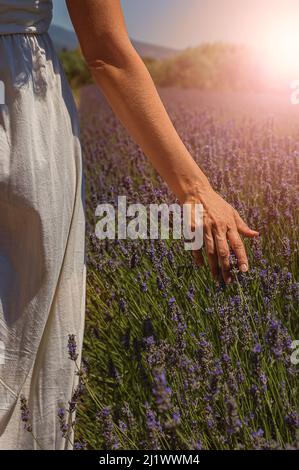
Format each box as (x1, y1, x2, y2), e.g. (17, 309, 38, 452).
(183, 187, 259, 284)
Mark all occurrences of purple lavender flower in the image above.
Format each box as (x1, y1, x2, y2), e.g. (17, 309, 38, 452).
(119, 298, 126, 313)
(68, 378, 85, 413)
(252, 428, 264, 438)
(74, 440, 87, 450)
(152, 369, 172, 413)
(252, 343, 262, 354)
(57, 406, 69, 438)
(145, 403, 162, 450)
(97, 406, 120, 450)
(20, 395, 32, 432)
(187, 286, 195, 302)
(119, 420, 127, 433)
(68, 334, 79, 361)
(172, 411, 181, 424)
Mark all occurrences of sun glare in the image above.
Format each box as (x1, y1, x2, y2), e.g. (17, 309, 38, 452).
(261, 22, 299, 78)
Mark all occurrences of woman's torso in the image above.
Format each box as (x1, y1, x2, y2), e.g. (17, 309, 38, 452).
(0, 0, 78, 138)
(0, 0, 53, 35)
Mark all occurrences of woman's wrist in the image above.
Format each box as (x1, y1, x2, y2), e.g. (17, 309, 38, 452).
(177, 172, 214, 205)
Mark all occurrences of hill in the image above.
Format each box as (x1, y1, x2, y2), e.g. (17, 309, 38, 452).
(49, 24, 180, 59)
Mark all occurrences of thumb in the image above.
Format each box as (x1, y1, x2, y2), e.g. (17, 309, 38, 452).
(192, 249, 204, 267)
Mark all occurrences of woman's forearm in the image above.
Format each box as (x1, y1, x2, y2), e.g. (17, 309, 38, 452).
(67, 0, 212, 203)
(87, 49, 212, 203)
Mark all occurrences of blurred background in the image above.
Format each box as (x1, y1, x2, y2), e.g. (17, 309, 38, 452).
(50, 0, 299, 93)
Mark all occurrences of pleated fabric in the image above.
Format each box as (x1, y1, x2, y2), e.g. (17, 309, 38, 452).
(0, 4, 86, 450)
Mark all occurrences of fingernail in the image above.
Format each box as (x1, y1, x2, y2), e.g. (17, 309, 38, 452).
(240, 264, 248, 272)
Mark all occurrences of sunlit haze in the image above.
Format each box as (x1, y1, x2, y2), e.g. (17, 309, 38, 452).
(53, 0, 299, 80)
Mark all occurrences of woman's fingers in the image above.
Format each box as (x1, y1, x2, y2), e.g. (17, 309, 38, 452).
(213, 228, 231, 284)
(227, 228, 249, 272)
(204, 229, 220, 281)
(193, 203, 258, 282)
(192, 249, 204, 266)
(234, 211, 259, 238)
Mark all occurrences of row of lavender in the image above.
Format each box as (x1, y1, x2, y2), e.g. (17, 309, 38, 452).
(74, 86, 298, 450)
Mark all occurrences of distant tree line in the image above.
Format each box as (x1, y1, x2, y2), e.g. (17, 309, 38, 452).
(59, 48, 93, 89)
(59, 42, 272, 92)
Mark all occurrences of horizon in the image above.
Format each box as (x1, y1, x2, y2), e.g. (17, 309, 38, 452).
(53, 0, 299, 50)
(52, 0, 299, 78)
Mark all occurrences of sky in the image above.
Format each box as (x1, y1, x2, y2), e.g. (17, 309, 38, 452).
(53, 0, 299, 51)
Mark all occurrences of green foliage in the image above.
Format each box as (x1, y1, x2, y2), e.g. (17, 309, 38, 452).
(145, 43, 263, 91)
(59, 42, 267, 91)
(59, 48, 92, 89)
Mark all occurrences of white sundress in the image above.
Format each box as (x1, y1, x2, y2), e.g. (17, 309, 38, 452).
(0, 0, 86, 449)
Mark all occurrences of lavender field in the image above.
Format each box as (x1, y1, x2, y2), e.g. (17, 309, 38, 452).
(73, 86, 299, 450)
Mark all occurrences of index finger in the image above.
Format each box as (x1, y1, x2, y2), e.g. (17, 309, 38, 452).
(213, 229, 231, 284)
(227, 228, 249, 272)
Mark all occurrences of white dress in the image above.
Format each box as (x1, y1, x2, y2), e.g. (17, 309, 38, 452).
(0, 0, 86, 449)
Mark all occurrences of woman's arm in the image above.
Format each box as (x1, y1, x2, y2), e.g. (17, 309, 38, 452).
(66, 0, 258, 283)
